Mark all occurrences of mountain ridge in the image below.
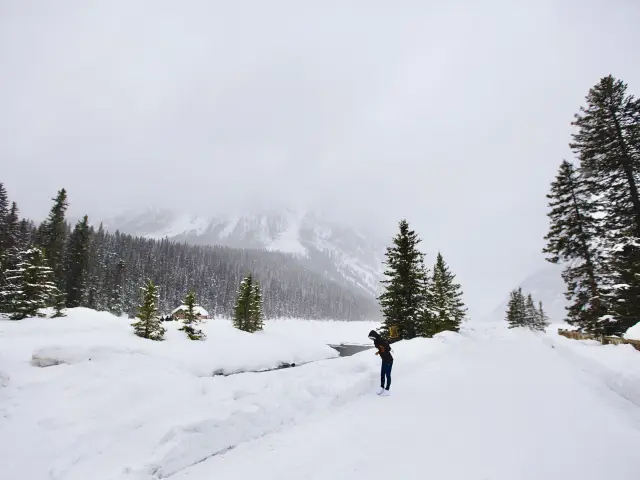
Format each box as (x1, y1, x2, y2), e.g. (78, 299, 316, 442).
(101, 207, 386, 300)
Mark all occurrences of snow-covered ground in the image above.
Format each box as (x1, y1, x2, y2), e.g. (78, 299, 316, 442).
(1, 311, 639, 480)
(625, 321, 640, 341)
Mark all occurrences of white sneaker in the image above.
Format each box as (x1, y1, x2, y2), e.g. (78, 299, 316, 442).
(376, 387, 384, 395)
(380, 390, 390, 396)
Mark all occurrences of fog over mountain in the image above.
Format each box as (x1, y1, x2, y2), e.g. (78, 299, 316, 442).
(2, 1, 639, 319)
(102, 207, 386, 300)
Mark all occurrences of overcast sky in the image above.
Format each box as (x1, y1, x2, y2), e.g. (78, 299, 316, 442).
(1, 0, 639, 318)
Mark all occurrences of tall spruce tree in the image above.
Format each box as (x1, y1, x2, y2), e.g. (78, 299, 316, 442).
(0, 202, 23, 312)
(233, 274, 254, 332)
(4, 203, 20, 262)
(416, 264, 438, 338)
(524, 293, 538, 329)
(430, 252, 467, 333)
(505, 288, 526, 328)
(64, 215, 91, 307)
(378, 219, 427, 340)
(535, 301, 550, 331)
(571, 75, 640, 335)
(42, 189, 68, 287)
(109, 259, 126, 316)
(0, 183, 9, 265)
(543, 159, 607, 332)
(131, 279, 165, 340)
(248, 280, 264, 332)
(2, 248, 59, 320)
(179, 290, 205, 340)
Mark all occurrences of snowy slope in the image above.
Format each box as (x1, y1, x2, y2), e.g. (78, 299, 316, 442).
(174, 325, 640, 480)
(484, 264, 569, 323)
(103, 208, 386, 298)
(2, 310, 640, 480)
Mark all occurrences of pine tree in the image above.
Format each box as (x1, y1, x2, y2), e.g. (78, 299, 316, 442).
(41, 189, 68, 287)
(2, 248, 59, 320)
(0, 202, 22, 314)
(378, 219, 427, 340)
(233, 274, 254, 332)
(109, 259, 126, 316)
(543, 159, 607, 332)
(505, 288, 526, 328)
(430, 252, 467, 333)
(64, 215, 91, 307)
(179, 290, 205, 340)
(4, 203, 20, 263)
(571, 76, 640, 335)
(416, 265, 438, 337)
(535, 301, 550, 331)
(524, 293, 538, 329)
(131, 279, 165, 340)
(51, 291, 67, 318)
(0, 183, 9, 264)
(248, 280, 264, 332)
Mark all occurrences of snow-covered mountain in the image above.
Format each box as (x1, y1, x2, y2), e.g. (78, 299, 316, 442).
(103, 208, 386, 298)
(484, 264, 569, 323)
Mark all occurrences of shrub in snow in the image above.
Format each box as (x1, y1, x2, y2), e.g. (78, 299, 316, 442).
(131, 279, 166, 341)
(178, 291, 205, 340)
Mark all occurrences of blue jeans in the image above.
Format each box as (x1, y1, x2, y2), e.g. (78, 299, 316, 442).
(381, 361, 393, 390)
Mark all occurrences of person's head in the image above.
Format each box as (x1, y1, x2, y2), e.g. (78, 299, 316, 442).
(368, 329, 380, 341)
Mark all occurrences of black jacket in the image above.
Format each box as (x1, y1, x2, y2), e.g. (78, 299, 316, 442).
(369, 330, 393, 362)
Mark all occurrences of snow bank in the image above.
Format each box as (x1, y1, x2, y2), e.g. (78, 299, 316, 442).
(0, 308, 457, 480)
(624, 321, 640, 341)
(0, 308, 340, 378)
(125, 331, 464, 479)
(547, 330, 640, 408)
(172, 322, 640, 480)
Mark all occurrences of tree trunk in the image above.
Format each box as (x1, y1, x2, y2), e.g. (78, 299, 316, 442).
(611, 110, 640, 236)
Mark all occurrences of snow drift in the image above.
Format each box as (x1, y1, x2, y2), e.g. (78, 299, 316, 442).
(2, 310, 639, 480)
(0, 309, 383, 480)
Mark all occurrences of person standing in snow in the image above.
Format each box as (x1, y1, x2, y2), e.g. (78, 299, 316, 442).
(368, 330, 393, 395)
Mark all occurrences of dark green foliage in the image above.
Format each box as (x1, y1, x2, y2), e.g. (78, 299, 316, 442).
(524, 294, 538, 329)
(505, 288, 526, 328)
(42, 189, 68, 286)
(0, 185, 374, 320)
(232, 274, 264, 333)
(378, 223, 468, 340)
(179, 290, 205, 340)
(2, 247, 59, 320)
(64, 215, 91, 308)
(0, 183, 10, 265)
(131, 279, 165, 340)
(429, 252, 467, 333)
(535, 301, 550, 331)
(234, 274, 258, 332)
(109, 259, 126, 317)
(505, 288, 548, 331)
(567, 75, 640, 335)
(0, 201, 23, 314)
(249, 280, 264, 332)
(416, 271, 437, 338)
(69, 227, 372, 320)
(543, 160, 608, 332)
(51, 290, 67, 318)
(4, 203, 20, 266)
(378, 220, 427, 340)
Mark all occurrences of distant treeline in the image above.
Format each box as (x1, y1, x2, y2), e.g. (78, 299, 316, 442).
(0, 185, 377, 320)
